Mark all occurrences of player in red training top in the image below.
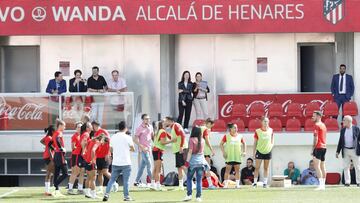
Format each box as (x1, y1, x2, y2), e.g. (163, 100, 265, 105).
(67, 121, 85, 195)
(40, 125, 55, 196)
(92, 120, 111, 194)
(52, 119, 68, 197)
(312, 111, 327, 190)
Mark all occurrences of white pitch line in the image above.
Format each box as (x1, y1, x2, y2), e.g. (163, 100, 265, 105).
(0, 189, 19, 198)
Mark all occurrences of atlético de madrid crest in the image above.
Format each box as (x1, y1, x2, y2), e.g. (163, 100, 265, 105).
(323, 0, 345, 24)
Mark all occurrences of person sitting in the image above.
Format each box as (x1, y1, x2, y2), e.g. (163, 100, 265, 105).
(209, 159, 219, 179)
(284, 161, 301, 185)
(342, 162, 357, 185)
(221, 166, 235, 183)
(46, 71, 66, 94)
(241, 158, 256, 185)
(301, 160, 319, 185)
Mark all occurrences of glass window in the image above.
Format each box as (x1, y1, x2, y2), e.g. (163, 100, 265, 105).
(31, 159, 46, 174)
(0, 159, 4, 174)
(7, 159, 28, 174)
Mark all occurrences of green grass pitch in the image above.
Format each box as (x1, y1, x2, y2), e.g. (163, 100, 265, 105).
(1, 186, 360, 203)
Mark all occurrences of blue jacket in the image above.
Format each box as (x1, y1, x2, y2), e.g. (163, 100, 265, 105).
(46, 79, 67, 94)
(331, 74, 354, 100)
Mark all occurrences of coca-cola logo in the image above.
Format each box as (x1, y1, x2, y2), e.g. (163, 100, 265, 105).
(0, 97, 45, 120)
(219, 98, 329, 118)
(220, 100, 233, 118)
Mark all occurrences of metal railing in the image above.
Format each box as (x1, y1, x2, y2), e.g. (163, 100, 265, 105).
(0, 92, 135, 131)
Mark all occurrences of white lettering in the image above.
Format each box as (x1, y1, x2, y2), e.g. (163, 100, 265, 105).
(296, 4, 304, 19)
(52, 6, 126, 22)
(52, 6, 70, 21)
(186, 2, 197, 20)
(241, 5, 250, 20)
(166, 6, 176, 20)
(202, 5, 213, 20)
(112, 6, 126, 21)
(99, 6, 111, 21)
(70, 7, 84, 21)
(136, 6, 147, 21)
(157, 6, 166, 21)
(0, 7, 10, 22)
(220, 100, 234, 118)
(84, 6, 96, 21)
(214, 5, 223, 20)
(228, 5, 239, 20)
(10, 7, 24, 22)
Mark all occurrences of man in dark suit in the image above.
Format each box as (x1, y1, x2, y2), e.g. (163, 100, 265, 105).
(336, 115, 360, 187)
(331, 64, 354, 110)
(69, 69, 87, 92)
(46, 71, 66, 94)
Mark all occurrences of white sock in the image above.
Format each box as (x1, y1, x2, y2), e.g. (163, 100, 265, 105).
(156, 181, 161, 188)
(236, 180, 240, 186)
(78, 184, 83, 191)
(207, 177, 213, 186)
(68, 183, 73, 190)
(254, 177, 258, 184)
(263, 178, 268, 185)
(179, 180, 184, 187)
(45, 182, 50, 193)
(224, 180, 229, 188)
(99, 186, 103, 192)
(151, 180, 156, 187)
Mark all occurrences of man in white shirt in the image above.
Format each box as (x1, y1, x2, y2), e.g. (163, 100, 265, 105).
(336, 115, 360, 187)
(108, 69, 128, 112)
(108, 70, 127, 92)
(103, 121, 135, 202)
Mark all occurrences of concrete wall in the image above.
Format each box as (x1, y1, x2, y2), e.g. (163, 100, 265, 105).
(174, 33, 335, 120)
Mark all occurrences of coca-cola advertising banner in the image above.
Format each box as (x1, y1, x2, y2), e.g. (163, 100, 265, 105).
(218, 93, 333, 126)
(0, 96, 54, 130)
(0, 0, 358, 35)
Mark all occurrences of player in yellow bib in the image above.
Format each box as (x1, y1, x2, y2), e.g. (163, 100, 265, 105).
(163, 116, 188, 190)
(252, 117, 274, 188)
(220, 123, 246, 188)
(151, 120, 175, 191)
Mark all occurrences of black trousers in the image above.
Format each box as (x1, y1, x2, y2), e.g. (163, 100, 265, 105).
(53, 152, 68, 190)
(177, 100, 192, 129)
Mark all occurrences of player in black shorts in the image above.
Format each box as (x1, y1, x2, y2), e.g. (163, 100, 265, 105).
(40, 125, 55, 196)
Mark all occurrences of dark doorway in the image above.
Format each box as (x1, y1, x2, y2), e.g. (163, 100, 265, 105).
(300, 44, 335, 92)
(0, 46, 40, 93)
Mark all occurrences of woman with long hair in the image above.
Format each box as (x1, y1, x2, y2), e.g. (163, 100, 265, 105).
(177, 70, 194, 134)
(151, 121, 174, 190)
(52, 119, 68, 197)
(183, 127, 208, 202)
(40, 125, 55, 196)
(67, 121, 85, 195)
(252, 117, 274, 188)
(193, 72, 210, 120)
(220, 123, 246, 189)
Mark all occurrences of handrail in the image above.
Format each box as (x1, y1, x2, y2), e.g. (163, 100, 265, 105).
(0, 92, 134, 97)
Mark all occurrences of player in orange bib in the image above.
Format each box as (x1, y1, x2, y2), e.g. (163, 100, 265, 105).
(312, 111, 327, 190)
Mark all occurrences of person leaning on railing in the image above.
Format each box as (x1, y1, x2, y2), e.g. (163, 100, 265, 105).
(69, 69, 87, 92)
(46, 71, 67, 94)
